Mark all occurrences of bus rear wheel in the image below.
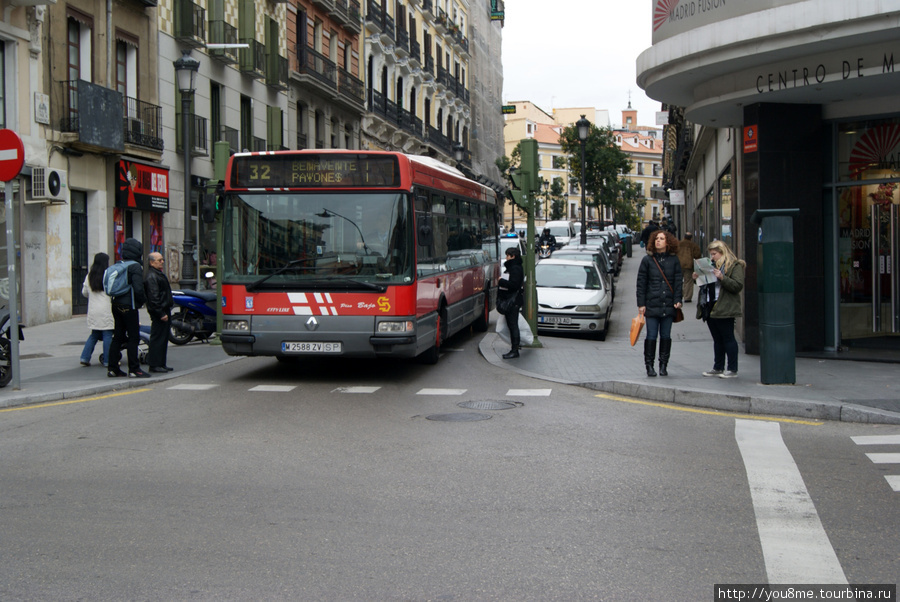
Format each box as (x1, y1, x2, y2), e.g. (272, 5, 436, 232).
(472, 290, 490, 332)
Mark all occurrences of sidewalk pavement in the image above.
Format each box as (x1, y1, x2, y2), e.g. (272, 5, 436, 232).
(3, 261, 899, 424)
(0, 308, 238, 409)
(480, 250, 900, 425)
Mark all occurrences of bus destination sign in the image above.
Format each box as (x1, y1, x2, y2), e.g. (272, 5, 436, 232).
(231, 154, 400, 189)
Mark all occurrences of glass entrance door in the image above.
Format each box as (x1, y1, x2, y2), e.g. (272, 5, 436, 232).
(838, 183, 900, 343)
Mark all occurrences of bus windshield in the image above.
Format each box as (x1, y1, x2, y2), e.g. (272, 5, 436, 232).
(222, 191, 413, 289)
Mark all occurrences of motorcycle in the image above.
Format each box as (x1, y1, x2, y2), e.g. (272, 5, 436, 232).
(0, 305, 25, 388)
(538, 243, 554, 259)
(168, 287, 218, 345)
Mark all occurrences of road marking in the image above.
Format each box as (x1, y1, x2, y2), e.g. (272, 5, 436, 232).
(168, 384, 218, 390)
(593, 392, 823, 425)
(417, 388, 467, 395)
(886, 476, 900, 492)
(333, 386, 381, 394)
(0, 389, 152, 412)
(735, 419, 847, 584)
(507, 389, 551, 396)
(864, 453, 900, 464)
(249, 385, 296, 392)
(852, 434, 900, 445)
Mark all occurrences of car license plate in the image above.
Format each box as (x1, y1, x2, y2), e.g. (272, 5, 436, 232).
(539, 316, 571, 324)
(282, 342, 342, 353)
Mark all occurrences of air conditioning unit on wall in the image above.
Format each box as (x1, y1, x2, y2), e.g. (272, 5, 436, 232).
(31, 168, 68, 203)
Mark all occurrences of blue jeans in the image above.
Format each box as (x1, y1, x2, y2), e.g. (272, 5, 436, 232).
(644, 315, 673, 341)
(81, 329, 113, 366)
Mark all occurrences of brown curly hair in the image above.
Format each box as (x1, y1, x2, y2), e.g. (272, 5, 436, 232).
(645, 229, 679, 255)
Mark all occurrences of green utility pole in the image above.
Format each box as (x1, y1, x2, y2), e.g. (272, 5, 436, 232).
(211, 141, 230, 341)
(508, 138, 541, 348)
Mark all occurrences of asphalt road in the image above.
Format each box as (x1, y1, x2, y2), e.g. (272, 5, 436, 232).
(1, 328, 898, 600)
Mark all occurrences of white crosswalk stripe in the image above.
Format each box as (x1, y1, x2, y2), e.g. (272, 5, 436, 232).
(506, 389, 552, 396)
(167, 384, 218, 390)
(166, 385, 557, 398)
(851, 434, 900, 492)
(417, 388, 467, 395)
(249, 385, 297, 392)
(333, 386, 381, 394)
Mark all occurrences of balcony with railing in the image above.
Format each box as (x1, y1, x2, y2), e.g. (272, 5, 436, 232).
(208, 19, 238, 64)
(240, 38, 266, 78)
(409, 38, 421, 65)
(337, 68, 365, 110)
(124, 97, 163, 151)
(395, 27, 410, 57)
(266, 52, 288, 90)
(425, 124, 451, 155)
(365, 0, 394, 40)
(297, 132, 308, 150)
(292, 45, 338, 96)
(57, 80, 127, 153)
(174, 0, 206, 47)
(424, 54, 435, 78)
(253, 136, 267, 152)
(421, 0, 433, 19)
(332, 0, 362, 33)
(176, 112, 209, 157)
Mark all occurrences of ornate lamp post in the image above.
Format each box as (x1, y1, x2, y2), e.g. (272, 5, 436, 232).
(576, 114, 590, 244)
(174, 51, 200, 290)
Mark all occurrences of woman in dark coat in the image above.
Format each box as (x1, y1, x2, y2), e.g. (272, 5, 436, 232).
(636, 229, 683, 376)
(498, 246, 525, 359)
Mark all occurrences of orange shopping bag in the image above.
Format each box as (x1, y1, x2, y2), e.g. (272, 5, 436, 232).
(629, 313, 645, 346)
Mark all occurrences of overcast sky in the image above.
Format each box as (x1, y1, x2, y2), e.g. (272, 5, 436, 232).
(500, 0, 662, 128)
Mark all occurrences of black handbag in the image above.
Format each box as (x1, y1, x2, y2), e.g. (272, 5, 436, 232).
(497, 295, 515, 315)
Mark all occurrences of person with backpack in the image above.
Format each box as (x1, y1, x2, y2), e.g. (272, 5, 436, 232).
(105, 238, 150, 378)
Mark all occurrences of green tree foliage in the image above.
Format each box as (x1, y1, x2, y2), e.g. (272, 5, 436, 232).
(559, 122, 632, 223)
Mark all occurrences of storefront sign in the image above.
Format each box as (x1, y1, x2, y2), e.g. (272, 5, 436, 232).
(116, 159, 170, 212)
(652, 0, 805, 44)
(839, 121, 900, 181)
(743, 126, 758, 154)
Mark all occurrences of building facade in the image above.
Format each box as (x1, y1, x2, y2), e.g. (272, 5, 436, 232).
(638, 0, 900, 356)
(613, 106, 663, 228)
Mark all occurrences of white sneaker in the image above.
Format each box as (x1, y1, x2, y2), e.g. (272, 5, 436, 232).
(702, 369, 724, 377)
(719, 370, 738, 378)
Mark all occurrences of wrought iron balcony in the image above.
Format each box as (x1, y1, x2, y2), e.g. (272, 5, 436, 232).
(293, 45, 337, 93)
(176, 113, 209, 157)
(240, 38, 266, 78)
(174, 0, 206, 47)
(266, 52, 288, 90)
(57, 80, 126, 153)
(123, 97, 163, 151)
(337, 69, 365, 108)
(208, 19, 238, 64)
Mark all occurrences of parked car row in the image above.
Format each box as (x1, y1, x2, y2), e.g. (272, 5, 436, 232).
(532, 228, 631, 341)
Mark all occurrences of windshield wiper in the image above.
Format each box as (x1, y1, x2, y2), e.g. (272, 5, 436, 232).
(246, 259, 313, 292)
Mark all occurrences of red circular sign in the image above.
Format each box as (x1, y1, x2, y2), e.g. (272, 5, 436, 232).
(0, 129, 25, 182)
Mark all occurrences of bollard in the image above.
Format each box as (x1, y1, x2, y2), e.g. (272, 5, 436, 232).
(751, 208, 799, 384)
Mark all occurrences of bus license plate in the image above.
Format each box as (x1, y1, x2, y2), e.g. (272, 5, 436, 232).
(539, 316, 571, 324)
(282, 342, 342, 353)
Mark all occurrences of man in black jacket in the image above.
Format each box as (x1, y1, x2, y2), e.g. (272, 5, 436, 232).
(144, 252, 174, 373)
(107, 238, 150, 378)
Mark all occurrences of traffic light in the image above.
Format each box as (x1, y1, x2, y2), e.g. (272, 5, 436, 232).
(201, 191, 217, 223)
(507, 189, 532, 214)
(519, 138, 540, 192)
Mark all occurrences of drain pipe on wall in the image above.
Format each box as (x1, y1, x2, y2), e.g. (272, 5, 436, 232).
(107, 0, 112, 87)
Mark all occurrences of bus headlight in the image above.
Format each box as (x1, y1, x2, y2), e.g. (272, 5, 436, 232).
(224, 320, 249, 331)
(377, 320, 415, 333)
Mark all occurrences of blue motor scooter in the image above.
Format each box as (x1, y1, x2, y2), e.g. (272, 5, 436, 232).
(168, 289, 218, 345)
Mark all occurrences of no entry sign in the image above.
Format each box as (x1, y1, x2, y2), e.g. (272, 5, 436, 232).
(0, 129, 25, 182)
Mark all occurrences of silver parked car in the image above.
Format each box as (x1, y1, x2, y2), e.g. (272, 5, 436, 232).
(535, 258, 612, 341)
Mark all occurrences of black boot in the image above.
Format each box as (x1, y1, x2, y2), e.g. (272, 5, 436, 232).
(658, 337, 672, 376)
(503, 330, 520, 360)
(644, 339, 657, 377)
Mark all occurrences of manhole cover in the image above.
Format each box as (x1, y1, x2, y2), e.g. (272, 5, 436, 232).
(425, 412, 492, 422)
(458, 400, 520, 411)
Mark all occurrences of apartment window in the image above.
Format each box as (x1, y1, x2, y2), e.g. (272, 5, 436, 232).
(653, 163, 662, 177)
(67, 13, 93, 123)
(240, 95, 252, 151)
(637, 162, 644, 175)
(210, 83, 221, 145)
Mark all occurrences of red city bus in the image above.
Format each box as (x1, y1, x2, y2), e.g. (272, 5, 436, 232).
(218, 150, 501, 363)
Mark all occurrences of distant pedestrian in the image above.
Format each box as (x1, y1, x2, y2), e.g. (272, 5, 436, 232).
(79, 253, 114, 367)
(694, 239, 745, 379)
(636, 229, 683, 377)
(106, 238, 150, 378)
(640, 220, 659, 248)
(498, 246, 524, 359)
(676, 232, 702, 302)
(144, 252, 174, 373)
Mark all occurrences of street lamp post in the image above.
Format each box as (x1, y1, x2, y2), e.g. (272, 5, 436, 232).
(576, 115, 590, 244)
(174, 50, 200, 290)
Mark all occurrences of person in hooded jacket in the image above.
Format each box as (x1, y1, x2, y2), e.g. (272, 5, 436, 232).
(497, 246, 525, 359)
(636, 229, 683, 377)
(107, 238, 150, 378)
